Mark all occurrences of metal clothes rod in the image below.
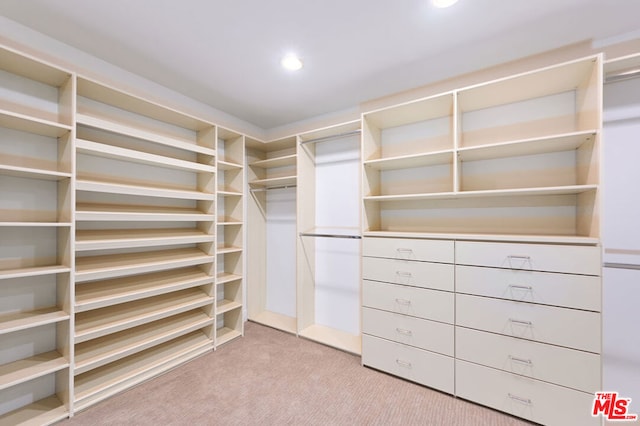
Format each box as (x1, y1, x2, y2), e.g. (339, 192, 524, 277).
(604, 262, 640, 271)
(299, 232, 362, 239)
(604, 68, 640, 84)
(250, 184, 297, 192)
(299, 129, 361, 145)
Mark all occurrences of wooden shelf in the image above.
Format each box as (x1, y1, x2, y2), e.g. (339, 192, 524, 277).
(604, 52, 640, 78)
(75, 247, 213, 282)
(0, 47, 70, 86)
(217, 188, 243, 197)
(250, 154, 296, 168)
(74, 331, 211, 408)
(76, 113, 216, 156)
(0, 223, 71, 228)
(363, 93, 453, 129)
(0, 109, 71, 138)
(364, 150, 453, 170)
(75, 310, 213, 375)
(216, 272, 242, 284)
(0, 308, 69, 335)
(76, 228, 214, 251)
(298, 324, 361, 355)
(0, 265, 70, 281)
(217, 217, 243, 225)
(0, 395, 68, 426)
(76, 139, 216, 173)
(76, 203, 215, 222)
(0, 159, 71, 181)
(217, 159, 243, 170)
(364, 185, 598, 202)
(216, 246, 243, 255)
(76, 179, 215, 201)
(249, 311, 297, 335)
(362, 231, 601, 245)
(216, 299, 242, 314)
(457, 130, 597, 161)
(216, 327, 242, 346)
(75, 267, 214, 312)
(249, 175, 297, 188)
(75, 288, 213, 343)
(0, 351, 68, 391)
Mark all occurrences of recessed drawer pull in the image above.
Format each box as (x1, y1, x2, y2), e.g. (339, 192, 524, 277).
(395, 298, 412, 306)
(508, 318, 533, 326)
(395, 327, 413, 336)
(396, 248, 413, 253)
(508, 355, 533, 365)
(396, 271, 412, 278)
(508, 284, 533, 291)
(395, 359, 412, 369)
(508, 255, 531, 261)
(508, 393, 532, 406)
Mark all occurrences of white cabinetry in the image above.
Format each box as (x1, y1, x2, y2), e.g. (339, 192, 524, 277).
(73, 77, 216, 410)
(0, 45, 74, 426)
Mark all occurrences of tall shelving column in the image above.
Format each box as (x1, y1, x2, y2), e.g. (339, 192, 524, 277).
(0, 45, 74, 425)
(215, 128, 245, 346)
(73, 77, 217, 411)
(297, 121, 362, 354)
(246, 136, 297, 334)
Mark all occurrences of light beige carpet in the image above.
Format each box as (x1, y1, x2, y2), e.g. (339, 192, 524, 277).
(63, 322, 532, 425)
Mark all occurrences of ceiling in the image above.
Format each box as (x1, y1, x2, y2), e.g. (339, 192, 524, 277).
(1, 0, 639, 131)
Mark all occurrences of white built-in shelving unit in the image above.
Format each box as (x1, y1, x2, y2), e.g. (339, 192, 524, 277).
(246, 136, 298, 333)
(297, 121, 362, 354)
(0, 45, 74, 426)
(73, 77, 217, 411)
(215, 128, 244, 345)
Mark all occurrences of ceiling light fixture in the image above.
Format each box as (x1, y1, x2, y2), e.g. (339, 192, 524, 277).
(432, 0, 459, 8)
(281, 54, 303, 71)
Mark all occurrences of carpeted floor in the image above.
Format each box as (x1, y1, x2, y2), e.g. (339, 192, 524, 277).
(62, 322, 532, 425)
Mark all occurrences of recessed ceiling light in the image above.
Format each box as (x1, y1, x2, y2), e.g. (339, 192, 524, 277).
(281, 54, 303, 71)
(432, 0, 458, 8)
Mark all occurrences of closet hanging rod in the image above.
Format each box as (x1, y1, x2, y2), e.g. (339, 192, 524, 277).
(604, 68, 640, 84)
(299, 232, 362, 239)
(299, 129, 361, 145)
(250, 184, 297, 192)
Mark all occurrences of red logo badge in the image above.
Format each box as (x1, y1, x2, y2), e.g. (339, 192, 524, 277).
(592, 392, 638, 421)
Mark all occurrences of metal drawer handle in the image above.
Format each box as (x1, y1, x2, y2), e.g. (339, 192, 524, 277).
(395, 298, 412, 306)
(509, 355, 533, 365)
(396, 359, 412, 369)
(508, 255, 531, 261)
(396, 327, 413, 336)
(508, 393, 532, 406)
(508, 284, 533, 291)
(508, 318, 533, 326)
(397, 248, 413, 253)
(396, 271, 412, 278)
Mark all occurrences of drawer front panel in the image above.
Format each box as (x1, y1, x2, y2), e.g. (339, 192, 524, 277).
(456, 265, 601, 311)
(456, 360, 598, 426)
(456, 327, 601, 393)
(456, 294, 601, 353)
(363, 256, 454, 292)
(362, 307, 454, 356)
(362, 334, 454, 394)
(363, 237, 454, 263)
(456, 241, 601, 276)
(363, 280, 454, 324)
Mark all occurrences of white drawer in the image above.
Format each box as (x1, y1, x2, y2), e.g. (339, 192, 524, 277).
(456, 294, 601, 353)
(363, 280, 454, 324)
(363, 256, 454, 292)
(362, 307, 454, 356)
(456, 360, 599, 426)
(456, 241, 601, 276)
(362, 334, 454, 394)
(363, 237, 454, 263)
(456, 327, 601, 393)
(456, 265, 601, 311)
